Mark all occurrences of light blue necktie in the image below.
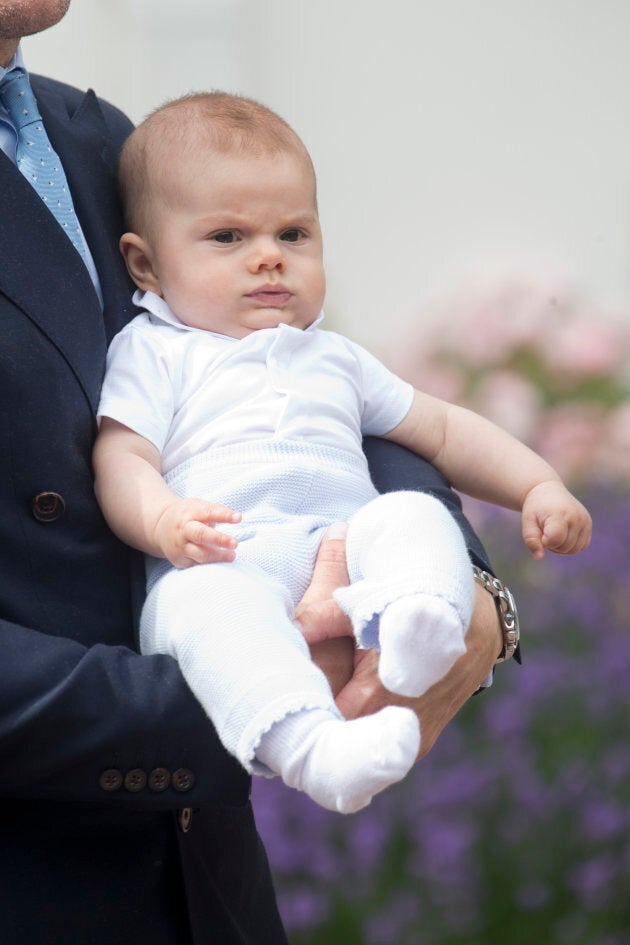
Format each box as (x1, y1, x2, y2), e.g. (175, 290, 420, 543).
(0, 68, 89, 265)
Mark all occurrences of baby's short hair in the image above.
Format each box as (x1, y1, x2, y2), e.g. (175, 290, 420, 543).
(119, 91, 316, 234)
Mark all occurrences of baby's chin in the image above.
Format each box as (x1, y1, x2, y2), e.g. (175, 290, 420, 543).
(240, 308, 317, 334)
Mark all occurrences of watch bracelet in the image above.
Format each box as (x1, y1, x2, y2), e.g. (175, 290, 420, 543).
(472, 565, 520, 662)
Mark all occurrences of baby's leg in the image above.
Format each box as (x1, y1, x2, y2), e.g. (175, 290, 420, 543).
(334, 491, 474, 697)
(141, 560, 419, 811)
(257, 706, 419, 814)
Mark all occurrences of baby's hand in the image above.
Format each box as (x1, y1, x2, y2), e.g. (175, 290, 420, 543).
(521, 480, 592, 560)
(154, 498, 241, 568)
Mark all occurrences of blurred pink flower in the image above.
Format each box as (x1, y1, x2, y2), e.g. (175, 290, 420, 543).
(543, 314, 630, 378)
(536, 404, 604, 481)
(471, 370, 542, 443)
(598, 404, 630, 482)
(422, 284, 558, 369)
(391, 279, 630, 485)
(395, 345, 466, 403)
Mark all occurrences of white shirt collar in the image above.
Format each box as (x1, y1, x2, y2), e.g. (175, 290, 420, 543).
(134, 289, 325, 337)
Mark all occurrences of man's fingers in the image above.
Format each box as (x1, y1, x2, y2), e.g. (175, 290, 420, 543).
(335, 649, 395, 720)
(298, 522, 349, 608)
(296, 600, 353, 645)
(294, 521, 351, 644)
(335, 583, 501, 760)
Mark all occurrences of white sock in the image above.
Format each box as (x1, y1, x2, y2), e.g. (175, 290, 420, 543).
(335, 491, 475, 696)
(256, 706, 420, 814)
(379, 593, 467, 697)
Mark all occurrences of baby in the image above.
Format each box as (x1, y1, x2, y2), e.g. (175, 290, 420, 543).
(93, 92, 591, 813)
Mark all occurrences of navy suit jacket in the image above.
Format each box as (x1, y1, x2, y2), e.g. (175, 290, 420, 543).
(0, 74, 490, 945)
(0, 74, 288, 945)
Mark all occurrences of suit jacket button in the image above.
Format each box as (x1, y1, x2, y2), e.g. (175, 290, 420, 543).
(124, 768, 147, 793)
(172, 768, 195, 793)
(32, 492, 65, 523)
(99, 768, 123, 792)
(148, 767, 171, 792)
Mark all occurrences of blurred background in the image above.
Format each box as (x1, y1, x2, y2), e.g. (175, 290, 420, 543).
(26, 0, 630, 350)
(26, 1, 630, 941)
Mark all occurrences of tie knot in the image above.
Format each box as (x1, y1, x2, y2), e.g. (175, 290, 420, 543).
(0, 67, 41, 130)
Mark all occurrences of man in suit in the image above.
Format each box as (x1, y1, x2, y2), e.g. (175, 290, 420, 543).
(0, 3, 506, 943)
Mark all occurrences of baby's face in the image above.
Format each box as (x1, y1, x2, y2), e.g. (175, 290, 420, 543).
(142, 148, 325, 338)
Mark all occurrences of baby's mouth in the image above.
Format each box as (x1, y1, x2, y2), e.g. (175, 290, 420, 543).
(246, 285, 293, 306)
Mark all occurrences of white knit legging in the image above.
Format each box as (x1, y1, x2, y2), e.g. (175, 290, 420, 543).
(140, 491, 473, 771)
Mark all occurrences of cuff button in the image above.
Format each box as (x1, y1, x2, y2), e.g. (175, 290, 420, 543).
(148, 767, 171, 792)
(124, 769, 147, 793)
(172, 768, 195, 793)
(99, 768, 123, 792)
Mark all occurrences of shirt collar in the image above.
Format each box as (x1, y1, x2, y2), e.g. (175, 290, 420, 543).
(0, 46, 27, 156)
(134, 289, 325, 336)
(0, 45, 25, 82)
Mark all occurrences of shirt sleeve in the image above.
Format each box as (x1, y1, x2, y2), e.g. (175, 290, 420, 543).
(347, 339, 414, 435)
(97, 318, 175, 454)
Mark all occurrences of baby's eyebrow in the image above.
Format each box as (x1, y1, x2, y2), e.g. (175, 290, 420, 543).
(193, 207, 319, 231)
(282, 212, 319, 227)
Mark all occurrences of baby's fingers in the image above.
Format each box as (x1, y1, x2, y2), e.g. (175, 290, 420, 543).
(197, 502, 242, 526)
(182, 520, 238, 563)
(542, 517, 592, 556)
(522, 515, 546, 560)
(540, 516, 572, 554)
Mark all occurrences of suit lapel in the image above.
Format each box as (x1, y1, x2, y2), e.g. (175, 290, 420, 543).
(36, 83, 136, 338)
(0, 80, 134, 413)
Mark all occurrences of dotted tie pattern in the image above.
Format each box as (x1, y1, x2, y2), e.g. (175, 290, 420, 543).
(0, 68, 88, 264)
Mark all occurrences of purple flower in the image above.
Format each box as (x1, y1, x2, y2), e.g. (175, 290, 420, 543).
(276, 888, 329, 930)
(251, 485, 630, 942)
(579, 801, 626, 842)
(515, 880, 551, 911)
(565, 854, 619, 910)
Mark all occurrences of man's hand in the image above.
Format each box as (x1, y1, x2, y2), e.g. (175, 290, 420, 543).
(336, 584, 501, 758)
(294, 523, 355, 697)
(297, 526, 503, 759)
(294, 522, 353, 646)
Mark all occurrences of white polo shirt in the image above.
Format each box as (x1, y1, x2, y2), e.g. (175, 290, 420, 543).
(98, 291, 414, 479)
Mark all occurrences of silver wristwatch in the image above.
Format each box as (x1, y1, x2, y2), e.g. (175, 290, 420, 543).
(472, 566, 520, 662)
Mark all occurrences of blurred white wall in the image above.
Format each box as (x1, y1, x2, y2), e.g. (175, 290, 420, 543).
(24, 0, 630, 350)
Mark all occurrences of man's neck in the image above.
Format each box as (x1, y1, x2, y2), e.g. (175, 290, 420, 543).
(0, 39, 19, 69)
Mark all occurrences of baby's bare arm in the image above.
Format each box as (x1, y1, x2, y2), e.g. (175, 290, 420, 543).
(93, 417, 240, 567)
(385, 391, 592, 557)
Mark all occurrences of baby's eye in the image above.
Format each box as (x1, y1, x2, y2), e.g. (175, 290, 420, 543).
(280, 228, 305, 243)
(212, 231, 240, 244)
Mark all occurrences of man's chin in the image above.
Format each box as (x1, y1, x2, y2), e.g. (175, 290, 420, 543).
(0, 1, 72, 42)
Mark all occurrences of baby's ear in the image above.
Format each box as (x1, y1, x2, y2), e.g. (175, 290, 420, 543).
(119, 232, 162, 294)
